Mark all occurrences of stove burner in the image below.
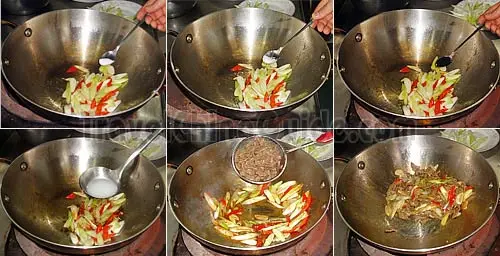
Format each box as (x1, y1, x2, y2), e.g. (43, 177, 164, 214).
(8, 217, 165, 256)
(353, 215, 499, 256)
(354, 88, 500, 128)
(177, 209, 332, 255)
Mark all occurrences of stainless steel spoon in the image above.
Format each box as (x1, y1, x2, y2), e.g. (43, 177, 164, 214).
(436, 24, 485, 68)
(79, 129, 162, 198)
(262, 19, 314, 65)
(99, 18, 146, 66)
(232, 131, 333, 184)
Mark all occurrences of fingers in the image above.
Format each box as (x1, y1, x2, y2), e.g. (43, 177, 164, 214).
(313, 0, 333, 20)
(144, 0, 165, 13)
(138, 0, 166, 32)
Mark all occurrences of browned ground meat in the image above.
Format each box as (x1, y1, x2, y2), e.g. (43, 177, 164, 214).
(234, 137, 282, 182)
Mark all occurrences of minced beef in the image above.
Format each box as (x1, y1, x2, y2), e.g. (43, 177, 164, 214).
(234, 137, 283, 182)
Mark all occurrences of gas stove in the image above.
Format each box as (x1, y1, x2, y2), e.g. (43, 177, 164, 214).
(166, 1, 333, 128)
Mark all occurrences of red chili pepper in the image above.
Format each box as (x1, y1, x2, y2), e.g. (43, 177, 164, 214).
(255, 77, 260, 83)
(432, 80, 439, 89)
(264, 92, 270, 103)
(281, 186, 294, 199)
(270, 94, 279, 108)
(79, 202, 85, 215)
(411, 79, 418, 91)
(259, 183, 270, 195)
(435, 100, 442, 115)
(230, 64, 244, 72)
(261, 230, 273, 235)
(422, 81, 427, 87)
(96, 225, 103, 233)
(428, 98, 435, 108)
(84, 111, 90, 116)
(228, 208, 243, 216)
(86, 83, 92, 88)
(256, 235, 265, 247)
(252, 222, 281, 231)
(73, 81, 84, 94)
(66, 65, 78, 73)
(424, 110, 429, 117)
(245, 74, 252, 87)
(399, 66, 410, 73)
(266, 74, 272, 85)
(286, 216, 291, 223)
(393, 178, 403, 184)
(96, 81, 104, 91)
(90, 99, 97, 109)
(96, 89, 118, 115)
(272, 82, 285, 95)
(220, 199, 227, 207)
(448, 185, 457, 206)
(431, 200, 441, 207)
(438, 86, 453, 101)
(65, 193, 76, 199)
(99, 204, 106, 215)
(103, 225, 110, 240)
(465, 185, 474, 190)
(107, 78, 113, 87)
(441, 78, 447, 85)
(302, 194, 312, 211)
(411, 187, 419, 200)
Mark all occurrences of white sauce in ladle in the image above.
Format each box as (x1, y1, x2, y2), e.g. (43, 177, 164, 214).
(86, 178, 118, 198)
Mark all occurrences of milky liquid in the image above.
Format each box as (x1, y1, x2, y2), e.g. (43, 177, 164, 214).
(86, 179, 118, 198)
(99, 58, 114, 66)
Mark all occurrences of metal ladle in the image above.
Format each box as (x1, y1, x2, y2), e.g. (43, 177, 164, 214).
(79, 129, 162, 198)
(232, 131, 333, 184)
(262, 19, 314, 65)
(99, 16, 146, 66)
(436, 24, 485, 68)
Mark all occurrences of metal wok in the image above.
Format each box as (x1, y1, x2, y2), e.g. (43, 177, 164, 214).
(168, 138, 332, 255)
(0, 138, 165, 254)
(335, 135, 499, 254)
(169, 8, 331, 120)
(1, 9, 165, 124)
(337, 9, 499, 126)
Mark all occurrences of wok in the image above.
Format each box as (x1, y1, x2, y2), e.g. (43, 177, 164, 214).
(169, 8, 331, 120)
(1, 9, 165, 124)
(335, 135, 499, 254)
(168, 138, 332, 255)
(337, 9, 499, 126)
(0, 138, 165, 254)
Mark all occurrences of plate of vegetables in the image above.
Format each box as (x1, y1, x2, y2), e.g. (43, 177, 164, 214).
(440, 129, 499, 152)
(91, 0, 141, 22)
(280, 130, 333, 162)
(236, 0, 295, 16)
(451, 0, 496, 26)
(111, 131, 165, 161)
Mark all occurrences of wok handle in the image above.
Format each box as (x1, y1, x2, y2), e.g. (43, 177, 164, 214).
(168, 30, 179, 37)
(1, 20, 17, 28)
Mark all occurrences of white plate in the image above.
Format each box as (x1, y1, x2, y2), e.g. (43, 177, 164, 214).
(111, 131, 166, 161)
(280, 130, 333, 162)
(441, 129, 500, 152)
(239, 128, 285, 135)
(451, 0, 497, 25)
(237, 0, 295, 16)
(73, 0, 103, 3)
(91, 0, 141, 22)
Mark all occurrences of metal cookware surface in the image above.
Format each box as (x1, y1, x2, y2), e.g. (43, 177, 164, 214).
(0, 138, 165, 255)
(1, 9, 165, 122)
(336, 135, 499, 254)
(337, 9, 499, 126)
(169, 138, 332, 255)
(170, 8, 331, 120)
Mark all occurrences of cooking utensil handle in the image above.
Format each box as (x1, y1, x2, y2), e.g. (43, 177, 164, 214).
(280, 19, 314, 50)
(115, 17, 146, 52)
(1, 20, 17, 28)
(118, 129, 163, 180)
(168, 29, 179, 37)
(452, 24, 485, 54)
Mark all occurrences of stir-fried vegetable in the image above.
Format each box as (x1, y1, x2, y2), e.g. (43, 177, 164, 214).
(62, 64, 128, 116)
(232, 62, 292, 110)
(385, 164, 474, 227)
(398, 57, 461, 117)
(204, 180, 312, 247)
(451, 1, 492, 25)
(440, 129, 487, 150)
(289, 136, 329, 159)
(63, 192, 126, 246)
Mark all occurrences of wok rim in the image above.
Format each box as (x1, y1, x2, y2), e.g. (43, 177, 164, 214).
(0, 137, 166, 252)
(0, 9, 166, 121)
(168, 138, 333, 253)
(169, 8, 332, 114)
(334, 135, 499, 254)
(336, 9, 499, 123)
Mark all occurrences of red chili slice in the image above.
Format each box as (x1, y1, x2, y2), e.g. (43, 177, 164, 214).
(65, 193, 76, 199)
(66, 65, 78, 73)
(400, 66, 410, 73)
(230, 64, 244, 72)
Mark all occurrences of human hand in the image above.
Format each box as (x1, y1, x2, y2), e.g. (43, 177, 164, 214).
(137, 0, 166, 32)
(478, 2, 500, 37)
(311, 0, 333, 35)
